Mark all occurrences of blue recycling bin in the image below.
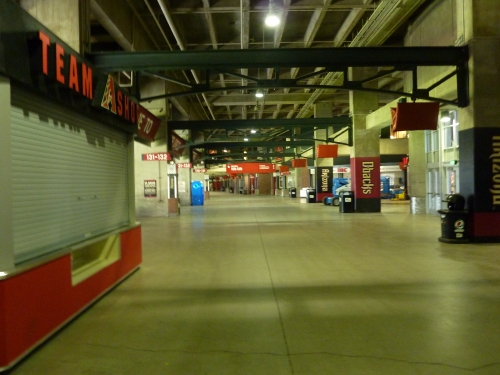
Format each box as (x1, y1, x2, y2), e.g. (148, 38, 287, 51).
(191, 181, 204, 206)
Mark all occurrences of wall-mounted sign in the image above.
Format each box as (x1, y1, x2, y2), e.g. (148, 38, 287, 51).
(38, 31, 93, 100)
(142, 152, 171, 161)
(226, 163, 275, 174)
(36, 31, 160, 142)
(193, 168, 207, 173)
(177, 163, 192, 168)
(144, 180, 157, 197)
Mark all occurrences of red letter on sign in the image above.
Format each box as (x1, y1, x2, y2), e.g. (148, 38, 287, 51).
(117, 90, 123, 116)
(55, 44, 65, 84)
(81, 63, 93, 99)
(39, 31, 50, 75)
(124, 95, 130, 120)
(68, 55, 79, 92)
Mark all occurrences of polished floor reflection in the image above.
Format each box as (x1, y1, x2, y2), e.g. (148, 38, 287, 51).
(7, 193, 500, 375)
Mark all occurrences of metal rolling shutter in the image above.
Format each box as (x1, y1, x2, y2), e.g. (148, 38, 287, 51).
(11, 87, 130, 263)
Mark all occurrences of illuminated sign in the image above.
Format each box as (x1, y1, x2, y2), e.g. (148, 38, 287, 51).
(226, 163, 276, 174)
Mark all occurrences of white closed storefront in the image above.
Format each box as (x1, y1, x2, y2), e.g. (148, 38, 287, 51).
(10, 86, 130, 264)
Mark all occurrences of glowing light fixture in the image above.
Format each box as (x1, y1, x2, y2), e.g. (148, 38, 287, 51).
(265, 1, 280, 27)
(250, 129, 257, 134)
(244, 138, 249, 141)
(265, 13, 280, 27)
(440, 116, 451, 123)
(255, 91, 264, 98)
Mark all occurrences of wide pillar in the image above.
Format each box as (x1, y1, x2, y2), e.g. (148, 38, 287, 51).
(349, 68, 380, 212)
(314, 103, 334, 202)
(457, 1, 500, 242)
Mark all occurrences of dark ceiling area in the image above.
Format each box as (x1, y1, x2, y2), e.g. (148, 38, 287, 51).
(85, 0, 448, 167)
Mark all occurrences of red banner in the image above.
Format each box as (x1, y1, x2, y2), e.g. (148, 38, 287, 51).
(226, 163, 276, 174)
(137, 106, 161, 141)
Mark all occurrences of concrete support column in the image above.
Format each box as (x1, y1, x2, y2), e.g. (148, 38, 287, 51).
(314, 103, 333, 168)
(314, 103, 334, 202)
(349, 68, 380, 212)
(20, 0, 80, 51)
(177, 134, 192, 206)
(457, 1, 500, 241)
(294, 167, 310, 191)
(408, 131, 426, 214)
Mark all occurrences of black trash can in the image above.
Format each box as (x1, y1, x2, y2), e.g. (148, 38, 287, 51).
(289, 187, 297, 198)
(306, 188, 316, 203)
(339, 191, 355, 213)
(438, 194, 469, 243)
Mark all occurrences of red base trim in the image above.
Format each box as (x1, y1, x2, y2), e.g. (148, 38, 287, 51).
(0, 226, 142, 371)
(470, 212, 500, 241)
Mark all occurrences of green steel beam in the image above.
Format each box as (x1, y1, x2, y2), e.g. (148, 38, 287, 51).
(169, 116, 351, 131)
(191, 140, 313, 150)
(90, 46, 468, 107)
(91, 47, 468, 71)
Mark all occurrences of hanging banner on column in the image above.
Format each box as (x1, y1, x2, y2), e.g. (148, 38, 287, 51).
(315, 167, 333, 202)
(351, 157, 380, 199)
(461, 129, 500, 211)
(458, 128, 500, 241)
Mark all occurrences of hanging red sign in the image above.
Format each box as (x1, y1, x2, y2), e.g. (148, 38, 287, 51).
(94, 74, 160, 141)
(226, 163, 276, 174)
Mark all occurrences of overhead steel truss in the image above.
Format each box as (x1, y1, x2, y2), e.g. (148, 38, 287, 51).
(168, 117, 352, 164)
(91, 46, 469, 107)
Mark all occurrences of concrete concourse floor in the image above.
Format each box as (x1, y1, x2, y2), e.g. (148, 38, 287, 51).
(7, 192, 500, 375)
